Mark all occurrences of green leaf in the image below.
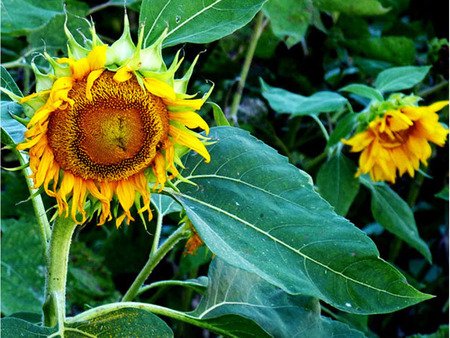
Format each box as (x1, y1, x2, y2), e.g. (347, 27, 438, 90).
(140, 0, 268, 48)
(316, 154, 360, 217)
(262, 0, 312, 48)
(192, 258, 365, 337)
(1, 66, 23, 99)
(1, 101, 26, 146)
(170, 127, 432, 314)
(435, 186, 449, 201)
(208, 102, 230, 126)
(143, 276, 209, 294)
(340, 84, 384, 102)
(1, 217, 46, 316)
(313, 0, 389, 15)
(345, 37, 416, 66)
(1, 66, 26, 146)
(408, 325, 449, 338)
(1, 0, 64, 36)
(27, 1, 90, 55)
(375, 66, 432, 93)
(67, 308, 173, 337)
(151, 193, 182, 217)
(260, 79, 347, 116)
(327, 113, 357, 148)
(361, 178, 432, 263)
(316, 0, 390, 16)
(1, 317, 55, 337)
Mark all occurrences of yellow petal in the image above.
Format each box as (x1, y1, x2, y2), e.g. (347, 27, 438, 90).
(169, 111, 209, 135)
(88, 45, 108, 70)
(144, 77, 177, 100)
(86, 69, 105, 100)
(169, 125, 210, 163)
(113, 65, 133, 83)
(428, 101, 449, 113)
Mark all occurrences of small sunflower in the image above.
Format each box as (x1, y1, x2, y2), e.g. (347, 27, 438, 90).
(342, 99, 448, 183)
(13, 15, 212, 227)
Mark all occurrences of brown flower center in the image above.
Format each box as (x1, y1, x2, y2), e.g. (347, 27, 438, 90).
(48, 71, 169, 181)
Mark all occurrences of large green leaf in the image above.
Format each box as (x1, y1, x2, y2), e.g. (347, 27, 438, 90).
(313, 0, 389, 15)
(1, 317, 55, 337)
(1, 217, 46, 316)
(260, 79, 347, 116)
(169, 127, 432, 314)
(1, 101, 26, 145)
(345, 37, 416, 66)
(1, 66, 26, 146)
(151, 193, 182, 216)
(140, 0, 268, 47)
(1, 0, 64, 36)
(262, 0, 312, 48)
(340, 83, 384, 102)
(316, 154, 360, 217)
(192, 258, 365, 337)
(361, 178, 432, 263)
(67, 308, 173, 337)
(374, 66, 431, 93)
(327, 112, 357, 148)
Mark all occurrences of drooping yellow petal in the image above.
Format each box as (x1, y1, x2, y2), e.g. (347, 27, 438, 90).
(113, 65, 134, 83)
(152, 152, 167, 192)
(144, 77, 177, 100)
(71, 176, 87, 225)
(57, 172, 75, 217)
(86, 69, 105, 100)
(169, 125, 210, 163)
(169, 111, 210, 135)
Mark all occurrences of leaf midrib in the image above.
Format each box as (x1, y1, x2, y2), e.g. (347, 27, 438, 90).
(174, 192, 423, 300)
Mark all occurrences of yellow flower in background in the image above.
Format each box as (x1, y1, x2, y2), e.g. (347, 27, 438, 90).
(13, 15, 212, 227)
(342, 101, 449, 183)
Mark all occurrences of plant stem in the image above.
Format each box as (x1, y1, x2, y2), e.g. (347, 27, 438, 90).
(15, 149, 51, 254)
(229, 11, 265, 124)
(42, 216, 78, 327)
(150, 207, 164, 257)
(419, 80, 449, 98)
(67, 302, 232, 336)
(87, 1, 113, 15)
(309, 114, 329, 141)
(121, 223, 191, 302)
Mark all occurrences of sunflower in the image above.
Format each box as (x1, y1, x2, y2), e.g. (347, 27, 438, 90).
(342, 100, 449, 183)
(13, 15, 212, 227)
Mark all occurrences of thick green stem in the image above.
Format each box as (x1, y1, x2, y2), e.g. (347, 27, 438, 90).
(150, 208, 164, 257)
(43, 216, 78, 327)
(309, 114, 330, 141)
(66, 302, 231, 336)
(15, 149, 51, 254)
(121, 223, 191, 302)
(229, 11, 265, 124)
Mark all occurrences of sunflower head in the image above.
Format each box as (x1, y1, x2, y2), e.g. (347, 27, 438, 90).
(13, 14, 212, 227)
(342, 94, 449, 183)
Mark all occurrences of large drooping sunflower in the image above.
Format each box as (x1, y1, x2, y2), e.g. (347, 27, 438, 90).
(13, 16, 212, 227)
(342, 99, 448, 183)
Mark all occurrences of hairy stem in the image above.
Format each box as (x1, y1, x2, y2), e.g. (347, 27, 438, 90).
(42, 216, 78, 327)
(121, 223, 191, 302)
(15, 149, 51, 255)
(229, 11, 265, 124)
(67, 302, 231, 336)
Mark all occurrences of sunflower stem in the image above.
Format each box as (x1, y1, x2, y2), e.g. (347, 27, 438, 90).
(229, 11, 265, 125)
(150, 207, 164, 257)
(15, 149, 51, 254)
(121, 222, 191, 302)
(309, 114, 330, 141)
(42, 216, 78, 327)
